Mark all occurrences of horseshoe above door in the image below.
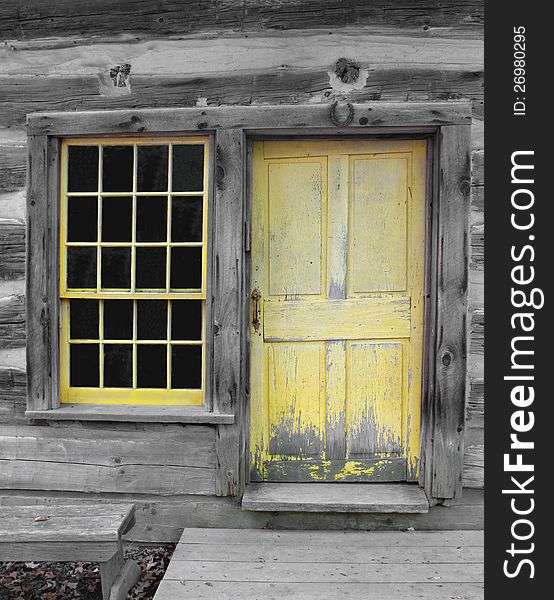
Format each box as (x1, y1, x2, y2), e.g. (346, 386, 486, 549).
(329, 101, 355, 127)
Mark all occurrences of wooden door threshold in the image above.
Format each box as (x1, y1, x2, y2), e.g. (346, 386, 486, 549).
(242, 483, 429, 513)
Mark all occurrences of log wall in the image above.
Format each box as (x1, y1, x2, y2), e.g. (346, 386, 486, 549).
(0, 1, 484, 533)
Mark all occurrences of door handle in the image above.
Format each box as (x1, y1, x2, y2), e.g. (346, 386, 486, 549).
(251, 288, 262, 332)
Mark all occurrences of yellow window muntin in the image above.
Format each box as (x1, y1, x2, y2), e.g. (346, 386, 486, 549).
(59, 136, 210, 406)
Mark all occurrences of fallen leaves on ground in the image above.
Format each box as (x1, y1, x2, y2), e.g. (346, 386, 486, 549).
(0, 545, 174, 600)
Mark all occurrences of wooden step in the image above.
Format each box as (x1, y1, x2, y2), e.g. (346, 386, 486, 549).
(242, 483, 429, 513)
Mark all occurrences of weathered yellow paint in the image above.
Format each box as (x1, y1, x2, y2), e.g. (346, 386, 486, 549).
(59, 136, 210, 406)
(264, 297, 411, 341)
(346, 341, 404, 456)
(307, 459, 394, 482)
(263, 139, 413, 159)
(267, 342, 325, 457)
(333, 460, 391, 481)
(325, 340, 346, 458)
(267, 159, 326, 297)
(250, 139, 427, 482)
(349, 156, 408, 294)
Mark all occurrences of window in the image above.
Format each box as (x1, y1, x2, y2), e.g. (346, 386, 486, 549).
(59, 138, 209, 405)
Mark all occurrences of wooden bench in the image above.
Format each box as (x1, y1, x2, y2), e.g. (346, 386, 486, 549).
(0, 503, 141, 600)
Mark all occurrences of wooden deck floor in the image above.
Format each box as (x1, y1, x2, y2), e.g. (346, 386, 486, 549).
(154, 528, 484, 599)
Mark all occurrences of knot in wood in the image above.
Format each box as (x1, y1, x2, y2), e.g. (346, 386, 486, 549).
(441, 351, 453, 367)
(109, 63, 131, 88)
(334, 58, 360, 84)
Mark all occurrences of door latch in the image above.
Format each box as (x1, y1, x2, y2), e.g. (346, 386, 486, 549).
(251, 288, 262, 332)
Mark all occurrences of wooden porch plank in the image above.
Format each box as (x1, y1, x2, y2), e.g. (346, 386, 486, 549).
(163, 560, 484, 583)
(154, 527, 483, 599)
(172, 542, 484, 564)
(179, 528, 484, 547)
(154, 580, 484, 600)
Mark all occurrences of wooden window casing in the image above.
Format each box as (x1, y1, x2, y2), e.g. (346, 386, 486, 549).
(25, 103, 471, 501)
(59, 137, 209, 405)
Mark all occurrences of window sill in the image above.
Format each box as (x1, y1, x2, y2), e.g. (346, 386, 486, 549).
(25, 404, 235, 424)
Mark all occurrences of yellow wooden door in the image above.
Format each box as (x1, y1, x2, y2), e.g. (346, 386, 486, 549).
(250, 139, 427, 482)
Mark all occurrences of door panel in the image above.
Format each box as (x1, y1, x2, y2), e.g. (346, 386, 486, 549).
(346, 341, 404, 456)
(267, 342, 325, 458)
(250, 139, 427, 483)
(267, 160, 325, 298)
(350, 157, 408, 294)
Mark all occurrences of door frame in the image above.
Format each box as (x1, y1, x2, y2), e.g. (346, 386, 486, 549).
(27, 102, 472, 503)
(241, 123, 470, 504)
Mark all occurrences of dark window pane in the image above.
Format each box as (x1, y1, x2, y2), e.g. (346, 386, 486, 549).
(70, 344, 99, 387)
(102, 146, 133, 192)
(136, 247, 166, 289)
(136, 196, 167, 242)
(172, 345, 202, 389)
(102, 196, 132, 242)
(137, 300, 167, 340)
(104, 300, 133, 340)
(137, 145, 168, 192)
(172, 145, 204, 192)
(171, 196, 203, 242)
(170, 247, 202, 289)
(68, 146, 98, 192)
(172, 300, 202, 341)
(67, 197, 98, 242)
(104, 344, 132, 388)
(67, 247, 97, 289)
(70, 300, 99, 340)
(137, 345, 167, 388)
(101, 247, 131, 289)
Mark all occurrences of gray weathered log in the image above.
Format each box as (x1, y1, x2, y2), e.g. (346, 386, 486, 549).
(0, 143, 26, 191)
(0, 1, 484, 41)
(0, 488, 484, 541)
(0, 219, 25, 281)
(0, 294, 25, 348)
(463, 444, 484, 489)
(0, 366, 26, 422)
(0, 425, 217, 495)
(0, 70, 482, 127)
